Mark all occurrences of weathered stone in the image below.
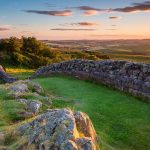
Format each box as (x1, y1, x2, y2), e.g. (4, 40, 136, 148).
(76, 137, 95, 150)
(32, 60, 150, 102)
(74, 112, 97, 142)
(10, 83, 29, 93)
(14, 109, 98, 150)
(27, 100, 42, 114)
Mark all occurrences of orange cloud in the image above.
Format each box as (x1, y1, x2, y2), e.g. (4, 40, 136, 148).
(84, 10, 99, 16)
(73, 6, 104, 16)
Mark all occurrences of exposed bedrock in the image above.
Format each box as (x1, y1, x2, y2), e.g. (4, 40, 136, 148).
(33, 60, 150, 102)
(13, 109, 98, 150)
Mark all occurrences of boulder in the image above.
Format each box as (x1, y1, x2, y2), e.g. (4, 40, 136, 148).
(14, 109, 98, 150)
(27, 100, 42, 114)
(10, 83, 29, 93)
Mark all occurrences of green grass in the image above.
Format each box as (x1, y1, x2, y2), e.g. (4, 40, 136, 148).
(0, 88, 25, 126)
(33, 76, 150, 150)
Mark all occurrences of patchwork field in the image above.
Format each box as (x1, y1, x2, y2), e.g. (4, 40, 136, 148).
(45, 40, 150, 63)
(33, 76, 150, 150)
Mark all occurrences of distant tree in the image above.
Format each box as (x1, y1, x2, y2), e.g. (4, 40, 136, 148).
(21, 37, 44, 54)
(39, 48, 57, 58)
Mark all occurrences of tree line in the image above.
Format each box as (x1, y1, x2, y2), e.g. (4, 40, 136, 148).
(0, 37, 109, 68)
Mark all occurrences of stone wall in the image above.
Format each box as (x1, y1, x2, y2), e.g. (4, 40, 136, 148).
(33, 60, 150, 102)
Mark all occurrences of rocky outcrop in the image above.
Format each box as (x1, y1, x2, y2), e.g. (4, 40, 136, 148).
(33, 60, 150, 101)
(13, 109, 98, 150)
(0, 74, 99, 149)
(7, 80, 51, 117)
(0, 65, 17, 83)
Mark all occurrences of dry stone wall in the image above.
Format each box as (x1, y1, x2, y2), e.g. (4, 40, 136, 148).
(33, 60, 150, 102)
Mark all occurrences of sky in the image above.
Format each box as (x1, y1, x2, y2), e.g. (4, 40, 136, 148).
(0, 0, 150, 40)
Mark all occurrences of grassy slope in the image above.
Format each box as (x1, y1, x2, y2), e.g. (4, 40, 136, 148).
(0, 87, 25, 127)
(33, 76, 150, 150)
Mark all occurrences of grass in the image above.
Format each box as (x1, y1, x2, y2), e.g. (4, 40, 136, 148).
(0, 87, 25, 126)
(33, 76, 150, 150)
(6, 68, 34, 80)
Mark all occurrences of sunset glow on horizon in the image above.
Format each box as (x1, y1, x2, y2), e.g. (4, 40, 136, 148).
(0, 0, 150, 40)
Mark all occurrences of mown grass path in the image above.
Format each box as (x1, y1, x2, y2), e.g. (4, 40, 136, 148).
(33, 76, 150, 150)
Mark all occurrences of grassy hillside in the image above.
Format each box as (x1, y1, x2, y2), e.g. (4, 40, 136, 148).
(33, 76, 150, 150)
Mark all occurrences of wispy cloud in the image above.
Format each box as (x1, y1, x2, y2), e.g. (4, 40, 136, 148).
(0, 25, 11, 31)
(61, 22, 99, 26)
(51, 28, 96, 31)
(0, 27, 10, 31)
(71, 1, 150, 16)
(109, 16, 122, 20)
(24, 10, 73, 16)
(75, 22, 99, 26)
(113, 1, 150, 13)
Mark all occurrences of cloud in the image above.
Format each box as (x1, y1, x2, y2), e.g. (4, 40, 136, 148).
(24, 10, 73, 16)
(72, 6, 104, 16)
(84, 10, 99, 16)
(59, 22, 98, 27)
(72, 22, 99, 26)
(0, 24, 14, 30)
(0, 27, 10, 31)
(51, 28, 95, 31)
(113, 1, 150, 13)
(78, 22, 98, 26)
(70, 1, 150, 16)
(109, 16, 122, 20)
